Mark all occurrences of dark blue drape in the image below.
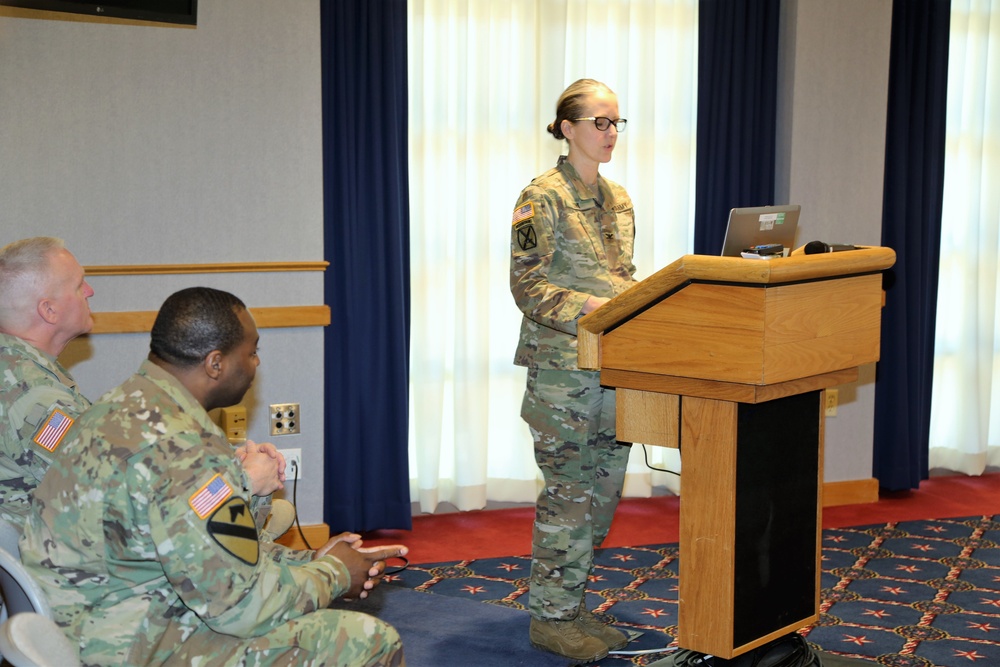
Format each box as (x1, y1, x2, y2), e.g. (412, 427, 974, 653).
(320, 0, 412, 531)
(693, 0, 781, 256)
(872, 0, 950, 491)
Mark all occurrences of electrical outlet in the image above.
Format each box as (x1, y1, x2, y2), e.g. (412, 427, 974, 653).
(279, 448, 303, 481)
(825, 389, 839, 417)
(269, 403, 300, 436)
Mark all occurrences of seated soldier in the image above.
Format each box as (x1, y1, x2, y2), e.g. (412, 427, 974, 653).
(0, 237, 94, 524)
(0, 237, 293, 538)
(21, 286, 406, 666)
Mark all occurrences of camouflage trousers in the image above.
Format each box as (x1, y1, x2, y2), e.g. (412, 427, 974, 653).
(522, 368, 631, 620)
(148, 608, 404, 667)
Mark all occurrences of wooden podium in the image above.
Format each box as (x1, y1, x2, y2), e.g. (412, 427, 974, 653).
(577, 247, 895, 659)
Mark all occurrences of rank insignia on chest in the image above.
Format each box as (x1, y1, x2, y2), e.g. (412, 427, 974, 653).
(189, 473, 234, 519)
(33, 408, 73, 452)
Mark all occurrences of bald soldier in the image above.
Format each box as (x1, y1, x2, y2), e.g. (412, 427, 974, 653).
(21, 287, 406, 666)
(0, 237, 95, 524)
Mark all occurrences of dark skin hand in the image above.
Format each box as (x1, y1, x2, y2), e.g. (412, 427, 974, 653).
(313, 534, 408, 600)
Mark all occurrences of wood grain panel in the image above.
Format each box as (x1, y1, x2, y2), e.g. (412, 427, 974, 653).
(602, 366, 858, 404)
(752, 368, 859, 403)
(0, 6, 194, 27)
(616, 389, 679, 448)
(599, 277, 883, 385)
(762, 329, 881, 385)
(763, 276, 883, 344)
(577, 329, 601, 369)
(579, 247, 895, 335)
(275, 523, 331, 551)
(678, 396, 738, 652)
(578, 248, 895, 371)
(759, 276, 883, 383)
(90, 305, 331, 334)
(84, 261, 328, 276)
(602, 284, 767, 383)
(822, 478, 879, 507)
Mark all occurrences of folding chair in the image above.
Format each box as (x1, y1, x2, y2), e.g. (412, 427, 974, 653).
(0, 520, 79, 667)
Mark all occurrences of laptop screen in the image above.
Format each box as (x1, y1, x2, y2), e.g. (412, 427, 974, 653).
(720, 205, 801, 257)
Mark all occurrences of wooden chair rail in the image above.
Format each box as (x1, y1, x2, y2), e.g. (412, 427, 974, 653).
(90, 306, 331, 334)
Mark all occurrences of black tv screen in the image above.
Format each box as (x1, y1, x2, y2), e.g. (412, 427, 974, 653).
(0, 0, 196, 25)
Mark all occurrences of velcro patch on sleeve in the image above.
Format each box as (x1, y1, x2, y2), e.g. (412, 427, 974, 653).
(33, 409, 74, 452)
(189, 473, 233, 520)
(512, 202, 535, 225)
(515, 222, 538, 251)
(207, 497, 259, 566)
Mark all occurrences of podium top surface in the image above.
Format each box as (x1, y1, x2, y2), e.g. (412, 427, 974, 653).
(575, 246, 896, 385)
(578, 246, 895, 337)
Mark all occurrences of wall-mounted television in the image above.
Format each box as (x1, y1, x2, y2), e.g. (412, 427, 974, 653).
(0, 0, 196, 26)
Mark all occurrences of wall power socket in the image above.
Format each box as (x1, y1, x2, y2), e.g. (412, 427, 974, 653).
(279, 448, 302, 481)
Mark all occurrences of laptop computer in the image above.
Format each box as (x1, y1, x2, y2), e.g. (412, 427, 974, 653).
(720, 204, 801, 257)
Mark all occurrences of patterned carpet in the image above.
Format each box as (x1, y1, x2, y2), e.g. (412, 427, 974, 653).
(387, 515, 1000, 666)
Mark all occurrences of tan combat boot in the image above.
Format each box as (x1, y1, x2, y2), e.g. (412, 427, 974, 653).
(576, 604, 629, 650)
(529, 617, 610, 663)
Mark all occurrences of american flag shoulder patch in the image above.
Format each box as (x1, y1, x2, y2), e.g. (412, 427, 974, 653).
(512, 202, 535, 225)
(189, 474, 234, 520)
(33, 409, 74, 452)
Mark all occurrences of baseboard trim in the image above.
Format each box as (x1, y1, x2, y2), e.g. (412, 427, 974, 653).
(822, 478, 879, 507)
(274, 523, 331, 551)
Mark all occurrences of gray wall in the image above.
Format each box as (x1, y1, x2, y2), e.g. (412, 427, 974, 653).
(778, 0, 893, 482)
(1, 0, 899, 519)
(0, 0, 328, 522)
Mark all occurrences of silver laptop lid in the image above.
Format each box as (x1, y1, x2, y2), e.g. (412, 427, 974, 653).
(720, 204, 801, 257)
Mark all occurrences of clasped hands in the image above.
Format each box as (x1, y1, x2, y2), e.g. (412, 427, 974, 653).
(233, 445, 409, 600)
(314, 532, 409, 601)
(234, 439, 286, 496)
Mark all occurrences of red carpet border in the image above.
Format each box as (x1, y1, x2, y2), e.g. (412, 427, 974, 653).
(387, 515, 1000, 666)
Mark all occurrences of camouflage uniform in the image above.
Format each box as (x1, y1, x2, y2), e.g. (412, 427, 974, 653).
(20, 360, 402, 667)
(0, 332, 91, 526)
(510, 156, 637, 620)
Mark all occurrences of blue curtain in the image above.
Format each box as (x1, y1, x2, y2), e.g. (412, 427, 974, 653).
(693, 0, 781, 256)
(320, 0, 412, 531)
(872, 0, 950, 491)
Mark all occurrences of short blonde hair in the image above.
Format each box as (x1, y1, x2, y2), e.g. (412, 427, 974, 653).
(0, 237, 66, 329)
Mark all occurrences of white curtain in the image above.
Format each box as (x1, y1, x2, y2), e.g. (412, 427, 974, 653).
(929, 0, 1000, 474)
(407, 0, 699, 513)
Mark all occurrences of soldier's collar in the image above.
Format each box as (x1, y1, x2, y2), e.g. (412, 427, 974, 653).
(557, 157, 608, 207)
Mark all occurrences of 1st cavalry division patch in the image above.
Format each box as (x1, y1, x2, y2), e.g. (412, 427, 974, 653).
(207, 497, 260, 565)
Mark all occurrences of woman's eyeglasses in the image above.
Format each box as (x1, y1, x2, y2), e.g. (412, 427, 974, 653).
(572, 117, 627, 132)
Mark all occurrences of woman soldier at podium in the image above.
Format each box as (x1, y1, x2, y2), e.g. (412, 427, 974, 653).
(509, 78, 638, 664)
